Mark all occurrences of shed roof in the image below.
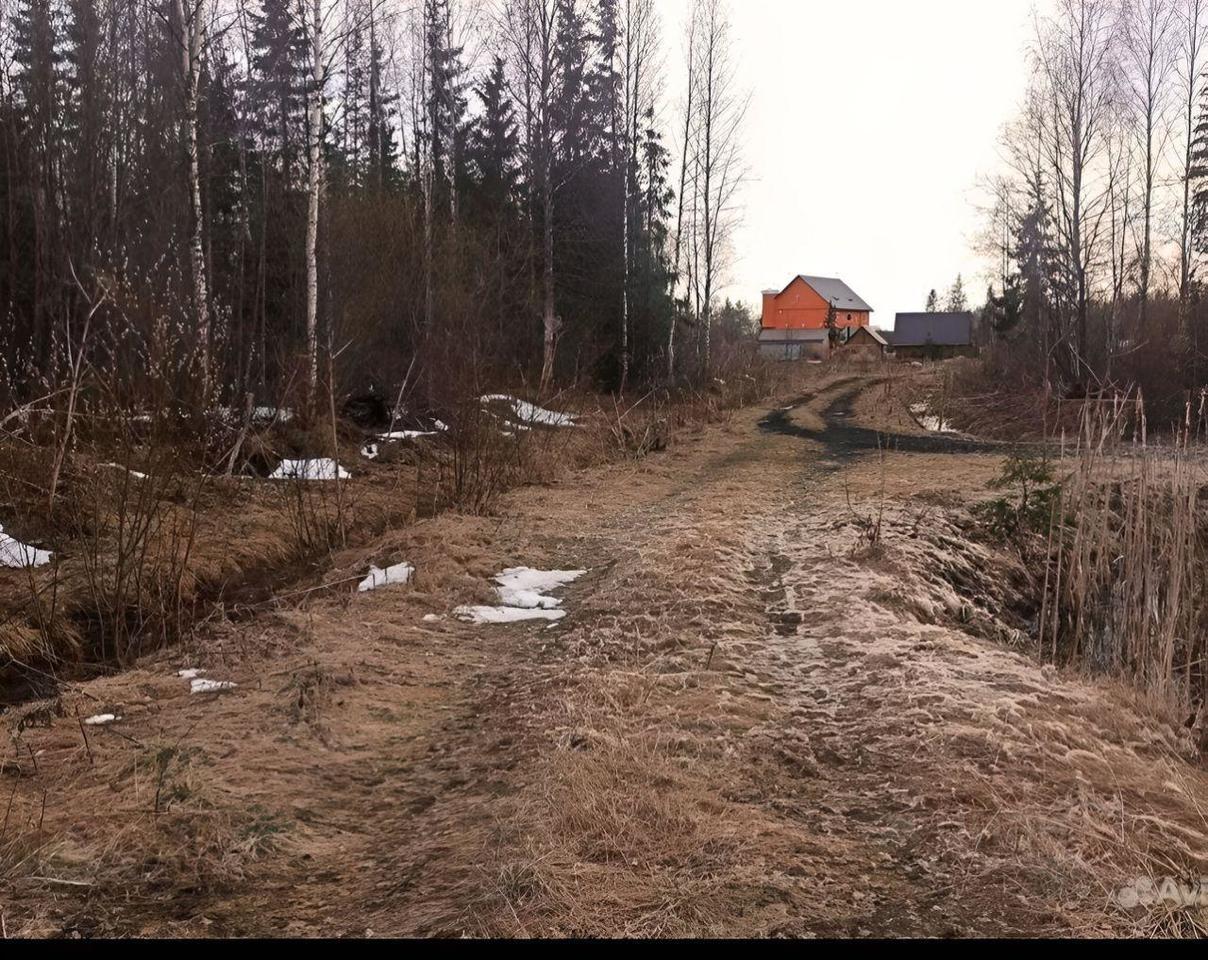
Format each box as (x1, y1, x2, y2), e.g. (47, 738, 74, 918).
(892, 312, 974, 346)
(844, 326, 887, 346)
(782, 275, 874, 313)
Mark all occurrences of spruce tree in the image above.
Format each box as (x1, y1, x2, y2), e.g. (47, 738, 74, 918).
(945, 275, 967, 312)
(247, 0, 308, 179)
(468, 55, 521, 215)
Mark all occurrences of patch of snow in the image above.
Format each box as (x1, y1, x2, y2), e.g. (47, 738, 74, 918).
(254, 406, 293, 424)
(83, 714, 120, 726)
(909, 402, 954, 434)
(495, 567, 585, 608)
(454, 566, 586, 625)
(361, 443, 379, 460)
(190, 678, 237, 694)
(481, 395, 578, 428)
(215, 405, 294, 425)
(433, 420, 449, 432)
(358, 562, 415, 593)
(455, 605, 567, 624)
(177, 668, 204, 679)
(379, 429, 436, 441)
(422, 613, 444, 623)
(101, 462, 149, 480)
(0, 525, 52, 569)
(268, 458, 351, 481)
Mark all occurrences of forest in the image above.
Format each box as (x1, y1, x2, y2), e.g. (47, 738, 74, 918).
(0, 0, 748, 421)
(979, 0, 1208, 426)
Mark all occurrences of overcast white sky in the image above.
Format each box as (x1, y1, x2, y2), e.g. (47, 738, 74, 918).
(661, 0, 1037, 326)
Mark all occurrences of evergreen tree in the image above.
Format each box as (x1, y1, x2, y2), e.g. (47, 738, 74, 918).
(945, 274, 967, 312)
(551, 0, 593, 172)
(365, 9, 400, 190)
(423, 0, 469, 217)
(247, 0, 308, 179)
(467, 55, 521, 214)
(925, 289, 938, 312)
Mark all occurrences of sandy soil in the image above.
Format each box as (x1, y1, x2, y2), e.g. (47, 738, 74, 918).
(4, 370, 1208, 938)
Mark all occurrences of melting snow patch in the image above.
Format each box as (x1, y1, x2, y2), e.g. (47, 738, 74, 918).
(191, 678, 237, 694)
(83, 714, 120, 726)
(361, 443, 379, 460)
(101, 463, 149, 480)
(177, 668, 204, 679)
(358, 562, 415, 593)
(495, 567, 584, 608)
(910, 403, 955, 434)
(481, 395, 578, 428)
(214, 405, 293, 425)
(268, 458, 351, 481)
(455, 566, 586, 625)
(0, 525, 52, 569)
(456, 605, 566, 624)
(254, 406, 293, 424)
(379, 429, 437, 441)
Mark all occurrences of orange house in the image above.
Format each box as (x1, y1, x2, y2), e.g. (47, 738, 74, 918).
(760, 275, 873, 331)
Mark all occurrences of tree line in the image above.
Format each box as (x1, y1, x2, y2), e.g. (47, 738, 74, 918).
(0, 0, 748, 415)
(981, 0, 1208, 418)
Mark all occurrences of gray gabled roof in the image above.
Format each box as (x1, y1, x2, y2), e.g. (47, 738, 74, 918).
(892, 312, 974, 347)
(844, 325, 887, 346)
(786, 275, 874, 313)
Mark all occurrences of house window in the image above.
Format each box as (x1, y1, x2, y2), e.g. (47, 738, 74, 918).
(846, 314, 852, 322)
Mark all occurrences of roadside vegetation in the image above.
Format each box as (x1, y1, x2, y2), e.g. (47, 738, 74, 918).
(0, 0, 772, 704)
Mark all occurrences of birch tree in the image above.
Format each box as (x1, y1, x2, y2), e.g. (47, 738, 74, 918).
(667, 7, 695, 380)
(1121, 0, 1174, 326)
(501, 0, 562, 391)
(172, 0, 212, 386)
(1032, 0, 1118, 370)
(1175, 0, 1207, 306)
(618, 0, 657, 392)
(685, 0, 745, 372)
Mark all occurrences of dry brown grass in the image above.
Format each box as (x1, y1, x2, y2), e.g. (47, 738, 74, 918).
(0, 361, 799, 701)
(15, 366, 1206, 937)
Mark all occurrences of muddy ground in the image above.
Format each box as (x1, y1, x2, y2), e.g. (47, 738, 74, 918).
(4, 370, 1208, 938)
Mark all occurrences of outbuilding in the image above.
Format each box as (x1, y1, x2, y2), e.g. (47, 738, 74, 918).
(890, 312, 976, 360)
(839, 325, 887, 362)
(758, 327, 830, 361)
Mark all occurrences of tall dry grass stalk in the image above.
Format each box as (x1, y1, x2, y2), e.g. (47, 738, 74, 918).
(1040, 391, 1208, 717)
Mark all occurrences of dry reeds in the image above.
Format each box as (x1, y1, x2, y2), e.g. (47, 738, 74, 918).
(1039, 391, 1208, 719)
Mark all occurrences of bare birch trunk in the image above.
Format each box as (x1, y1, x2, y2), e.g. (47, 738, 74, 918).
(305, 0, 324, 400)
(1178, 0, 1205, 313)
(540, 144, 558, 392)
(619, 1, 631, 395)
(176, 0, 210, 388)
(669, 13, 696, 382)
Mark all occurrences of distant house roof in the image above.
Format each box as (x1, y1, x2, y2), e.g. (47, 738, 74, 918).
(781, 275, 874, 313)
(758, 328, 829, 343)
(842, 325, 887, 347)
(892, 312, 974, 347)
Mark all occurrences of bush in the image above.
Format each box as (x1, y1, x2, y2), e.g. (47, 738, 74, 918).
(974, 449, 1060, 540)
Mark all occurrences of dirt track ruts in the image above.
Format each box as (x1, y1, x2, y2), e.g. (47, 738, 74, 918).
(4, 371, 1207, 938)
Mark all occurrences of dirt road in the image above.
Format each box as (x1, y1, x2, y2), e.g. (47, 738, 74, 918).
(5, 372, 1208, 937)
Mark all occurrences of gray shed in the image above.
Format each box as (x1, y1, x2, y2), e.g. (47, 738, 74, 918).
(758, 327, 829, 362)
(891, 312, 976, 359)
